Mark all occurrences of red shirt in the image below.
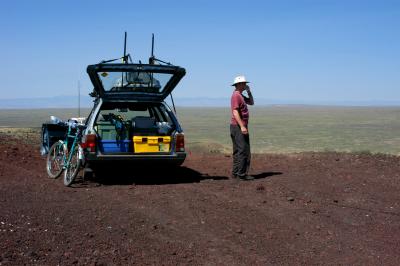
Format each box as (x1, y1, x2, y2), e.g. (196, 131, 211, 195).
(231, 90, 249, 126)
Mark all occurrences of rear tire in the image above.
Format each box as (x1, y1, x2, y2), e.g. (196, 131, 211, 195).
(63, 144, 81, 186)
(46, 141, 65, 178)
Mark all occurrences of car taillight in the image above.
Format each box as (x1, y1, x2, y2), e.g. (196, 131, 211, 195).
(81, 134, 96, 152)
(175, 133, 185, 152)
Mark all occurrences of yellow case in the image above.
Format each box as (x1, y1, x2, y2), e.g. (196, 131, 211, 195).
(133, 136, 171, 153)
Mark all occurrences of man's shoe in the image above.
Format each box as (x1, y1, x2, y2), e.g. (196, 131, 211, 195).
(238, 175, 255, 181)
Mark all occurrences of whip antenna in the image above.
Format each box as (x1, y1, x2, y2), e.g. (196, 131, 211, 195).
(78, 80, 81, 117)
(123, 31, 127, 63)
(148, 33, 172, 65)
(149, 33, 155, 64)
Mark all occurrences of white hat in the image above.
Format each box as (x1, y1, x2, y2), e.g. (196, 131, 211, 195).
(232, 75, 250, 86)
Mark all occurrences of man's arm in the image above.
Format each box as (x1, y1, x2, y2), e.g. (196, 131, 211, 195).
(233, 109, 248, 134)
(243, 85, 254, 105)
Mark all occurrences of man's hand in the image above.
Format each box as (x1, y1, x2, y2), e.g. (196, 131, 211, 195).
(233, 110, 247, 134)
(245, 85, 250, 92)
(240, 126, 248, 135)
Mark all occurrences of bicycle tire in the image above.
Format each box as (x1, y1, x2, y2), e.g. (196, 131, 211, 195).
(46, 141, 66, 179)
(63, 144, 81, 186)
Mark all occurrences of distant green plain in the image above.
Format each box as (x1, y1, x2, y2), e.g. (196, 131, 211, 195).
(0, 106, 399, 155)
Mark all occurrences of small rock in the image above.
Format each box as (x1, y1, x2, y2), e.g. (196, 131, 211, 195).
(235, 229, 242, 234)
(287, 197, 294, 202)
(152, 225, 158, 230)
(333, 200, 338, 203)
(27, 251, 38, 258)
(312, 210, 317, 214)
(256, 184, 265, 191)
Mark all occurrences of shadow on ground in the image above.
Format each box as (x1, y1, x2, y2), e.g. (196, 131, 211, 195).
(74, 166, 229, 186)
(253, 172, 283, 179)
(73, 168, 283, 187)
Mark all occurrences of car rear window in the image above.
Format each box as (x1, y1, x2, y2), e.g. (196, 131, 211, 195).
(97, 103, 173, 125)
(98, 71, 174, 93)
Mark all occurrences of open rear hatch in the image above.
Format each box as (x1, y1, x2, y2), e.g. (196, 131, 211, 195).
(87, 64, 185, 102)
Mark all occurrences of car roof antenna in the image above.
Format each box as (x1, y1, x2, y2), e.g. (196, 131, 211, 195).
(149, 33, 155, 65)
(99, 32, 132, 64)
(149, 33, 172, 65)
(123, 31, 131, 64)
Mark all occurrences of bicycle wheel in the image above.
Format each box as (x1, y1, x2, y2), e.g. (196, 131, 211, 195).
(46, 141, 66, 178)
(63, 144, 81, 186)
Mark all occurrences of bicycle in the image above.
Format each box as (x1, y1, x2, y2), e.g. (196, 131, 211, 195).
(46, 120, 86, 186)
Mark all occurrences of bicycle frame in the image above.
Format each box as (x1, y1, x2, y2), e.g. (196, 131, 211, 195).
(61, 122, 84, 170)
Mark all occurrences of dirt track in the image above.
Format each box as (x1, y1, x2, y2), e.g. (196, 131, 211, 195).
(1, 134, 400, 265)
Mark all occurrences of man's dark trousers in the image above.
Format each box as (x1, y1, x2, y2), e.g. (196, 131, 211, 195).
(230, 124, 251, 177)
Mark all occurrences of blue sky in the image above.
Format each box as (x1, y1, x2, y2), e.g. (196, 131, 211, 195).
(0, 0, 399, 103)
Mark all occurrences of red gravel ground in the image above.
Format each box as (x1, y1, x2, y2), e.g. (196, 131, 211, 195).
(0, 133, 400, 265)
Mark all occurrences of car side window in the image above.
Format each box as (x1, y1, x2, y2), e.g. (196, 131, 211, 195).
(158, 105, 173, 125)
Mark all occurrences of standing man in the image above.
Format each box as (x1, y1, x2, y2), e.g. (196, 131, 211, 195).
(230, 75, 254, 181)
